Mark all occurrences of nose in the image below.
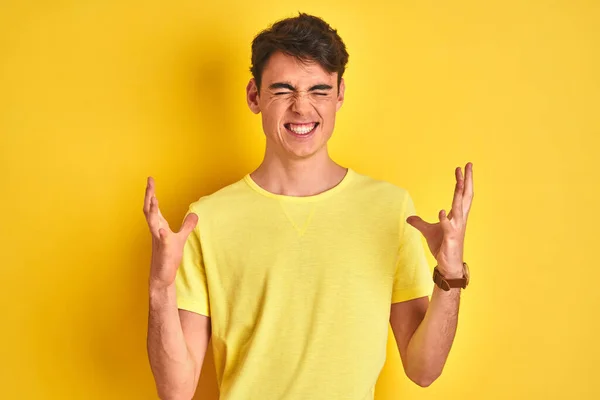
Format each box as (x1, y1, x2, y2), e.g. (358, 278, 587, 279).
(290, 91, 313, 115)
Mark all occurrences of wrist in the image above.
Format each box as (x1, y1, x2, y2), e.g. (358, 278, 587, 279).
(439, 270, 464, 279)
(437, 263, 465, 279)
(433, 262, 470, 291)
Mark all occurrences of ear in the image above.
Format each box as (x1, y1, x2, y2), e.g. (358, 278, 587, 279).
(246, 78, 261, 114)
(336, 77, 345, 112)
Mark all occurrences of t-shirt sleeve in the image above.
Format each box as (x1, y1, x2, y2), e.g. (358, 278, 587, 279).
(391, 190, 434, 303)
(174, 207, 211, 317)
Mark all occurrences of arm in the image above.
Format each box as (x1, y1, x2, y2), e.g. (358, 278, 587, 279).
(389, 284, 461, 387)
(392, 162, 473, 387)
(148, 283, 212, 400)
(143, 176, 211, 400)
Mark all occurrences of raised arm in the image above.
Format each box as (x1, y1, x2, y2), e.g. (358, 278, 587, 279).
(144, 176, 211, 399)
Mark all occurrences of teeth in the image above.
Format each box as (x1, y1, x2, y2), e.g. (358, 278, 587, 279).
(287, 123, 316, 134)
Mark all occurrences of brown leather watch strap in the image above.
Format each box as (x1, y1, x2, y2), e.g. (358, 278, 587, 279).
(433, 262, 470, 291)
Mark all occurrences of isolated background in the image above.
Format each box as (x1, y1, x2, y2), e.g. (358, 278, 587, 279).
(1, 0, 598, 399)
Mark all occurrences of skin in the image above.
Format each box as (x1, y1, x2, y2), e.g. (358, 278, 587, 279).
(245, 51, 348, 196)
(390, 162, 474, 387)
(145, 45, 475, 395)
(145, 50, 351, 399)
(144, 180, 211, 399)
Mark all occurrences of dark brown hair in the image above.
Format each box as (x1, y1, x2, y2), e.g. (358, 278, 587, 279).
(250, 12, 349, 93)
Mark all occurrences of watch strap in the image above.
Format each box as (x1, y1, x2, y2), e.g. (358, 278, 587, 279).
(433, 262, 469, 291)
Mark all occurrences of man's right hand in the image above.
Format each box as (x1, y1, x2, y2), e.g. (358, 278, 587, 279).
(143, 176, 199, 290)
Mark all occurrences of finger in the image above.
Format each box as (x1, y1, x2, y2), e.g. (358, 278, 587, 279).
(451, 166, 464, 220)
(178, 212, 199, 237)
(143, 176, 155, 215)
(406, 215, 435, 235)
(463, 162, 474, 215)
(148, 195, 161, 236)
(158, 227, 168, 241)
(157, 204, 167, 222)
(153, 198, 171, 232)
(439, 209, 452, 232)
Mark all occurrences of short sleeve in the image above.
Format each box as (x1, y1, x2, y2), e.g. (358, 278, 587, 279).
(391, 191, 434, 303)
(174, 208, 211, 317)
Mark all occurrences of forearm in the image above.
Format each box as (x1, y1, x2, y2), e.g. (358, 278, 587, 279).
(405, 284, 461, 386)
(147, 283, 196, 400)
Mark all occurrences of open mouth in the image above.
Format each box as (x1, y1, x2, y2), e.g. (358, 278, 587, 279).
(284, 122, 319, 136)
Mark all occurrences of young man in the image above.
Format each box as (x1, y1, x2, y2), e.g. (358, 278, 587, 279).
(145, 12, 474, 400)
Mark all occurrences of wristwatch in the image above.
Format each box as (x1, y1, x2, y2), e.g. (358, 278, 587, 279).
(433, 262, 470, 291)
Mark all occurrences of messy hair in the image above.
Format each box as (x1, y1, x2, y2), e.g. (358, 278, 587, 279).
(250, 12, 349, 93)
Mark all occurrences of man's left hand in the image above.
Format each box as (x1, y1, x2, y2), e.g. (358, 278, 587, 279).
(406, 162, 474, 278)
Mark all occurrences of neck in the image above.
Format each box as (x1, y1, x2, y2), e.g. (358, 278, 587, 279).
(250, 147, 347, 197)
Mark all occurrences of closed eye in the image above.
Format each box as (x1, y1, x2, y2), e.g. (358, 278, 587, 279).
(274, 92, 329, 96)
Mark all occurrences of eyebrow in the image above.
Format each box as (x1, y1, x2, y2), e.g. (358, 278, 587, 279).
(268, 82, 333, 92)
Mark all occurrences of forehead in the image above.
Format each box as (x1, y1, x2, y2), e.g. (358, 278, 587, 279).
(261, 51, 337, 87)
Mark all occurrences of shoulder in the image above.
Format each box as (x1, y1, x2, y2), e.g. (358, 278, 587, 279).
(187, 176, 252, 217)
(349, 168, 411, 206)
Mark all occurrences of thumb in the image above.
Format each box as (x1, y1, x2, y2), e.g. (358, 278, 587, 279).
(179, 212, 199, 237)
(406, 215, 433, 235)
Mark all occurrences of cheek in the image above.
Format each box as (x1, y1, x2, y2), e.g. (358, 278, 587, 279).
(315, 101, 337, 122)
(264, 98, 291, 121)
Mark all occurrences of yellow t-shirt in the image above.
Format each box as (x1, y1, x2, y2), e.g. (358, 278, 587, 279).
(175, 167, 434, 400)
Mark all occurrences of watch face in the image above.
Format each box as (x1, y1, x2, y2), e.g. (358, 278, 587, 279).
(463, 262, 470, 286)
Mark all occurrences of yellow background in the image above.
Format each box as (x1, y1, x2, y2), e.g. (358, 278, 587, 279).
(1, 0, 598, 399)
